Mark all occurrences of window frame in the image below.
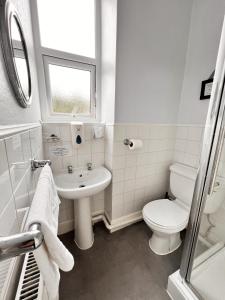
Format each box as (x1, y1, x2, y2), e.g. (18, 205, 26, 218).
(43, 55, 96, 118)
(30, 0, 101, 122)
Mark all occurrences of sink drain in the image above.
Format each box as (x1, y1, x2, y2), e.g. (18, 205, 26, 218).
(79, 184, 86, 188)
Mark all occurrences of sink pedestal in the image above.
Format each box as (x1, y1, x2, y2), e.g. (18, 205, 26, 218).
(74, 197, 94, 250)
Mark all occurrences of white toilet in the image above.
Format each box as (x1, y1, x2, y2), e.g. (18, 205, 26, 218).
(143, 163, 197, 255)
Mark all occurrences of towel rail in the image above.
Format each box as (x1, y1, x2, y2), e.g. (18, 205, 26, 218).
(31, 159, 51, 171)
(0, 223, 43, 261)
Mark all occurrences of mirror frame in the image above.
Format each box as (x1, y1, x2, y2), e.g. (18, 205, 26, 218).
(0, 0, 32, 108)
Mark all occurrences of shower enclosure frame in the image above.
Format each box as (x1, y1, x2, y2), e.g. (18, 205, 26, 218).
(178, 17, 225, 297)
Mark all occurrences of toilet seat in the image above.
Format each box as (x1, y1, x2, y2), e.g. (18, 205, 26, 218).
(143, 199, 189, 231)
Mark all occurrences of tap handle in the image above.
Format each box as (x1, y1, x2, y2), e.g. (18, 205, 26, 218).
(87, 162, 92, 170)
(67, 165, 73, 173)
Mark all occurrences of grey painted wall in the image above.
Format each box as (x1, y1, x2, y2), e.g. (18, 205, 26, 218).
(1, 0, 223, 127)
(114, 0, 193, 124)
(0, 0, 41, 125)
(177, 0, 225, 125)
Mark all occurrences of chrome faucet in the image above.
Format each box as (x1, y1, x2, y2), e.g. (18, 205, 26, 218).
(67, 165, 73, 174)
(87, 162, 92, 171)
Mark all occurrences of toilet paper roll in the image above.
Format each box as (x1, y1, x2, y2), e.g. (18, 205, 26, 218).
(128, 139, 143, 150)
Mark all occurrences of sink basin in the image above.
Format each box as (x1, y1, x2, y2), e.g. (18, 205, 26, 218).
(54, 166, 111, 199)
(54, 166, 111, 250)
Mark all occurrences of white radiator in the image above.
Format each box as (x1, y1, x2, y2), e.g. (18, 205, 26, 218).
(15, 252, 48, 300)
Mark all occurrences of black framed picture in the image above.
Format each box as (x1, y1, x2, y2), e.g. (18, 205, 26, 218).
(200, 78, 213, 100)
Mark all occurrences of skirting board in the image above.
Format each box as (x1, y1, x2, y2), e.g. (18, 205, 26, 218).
(58, 220, 74, 235)
(109, 211, 143, 233)
(58, 210, 143, 235)
(58, 209, 104, 235)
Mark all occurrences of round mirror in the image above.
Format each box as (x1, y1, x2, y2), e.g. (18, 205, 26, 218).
(0, 1, 32, 108)
(11, 15, 30, 100)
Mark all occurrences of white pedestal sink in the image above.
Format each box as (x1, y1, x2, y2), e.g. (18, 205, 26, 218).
(54, 166, 111, 250)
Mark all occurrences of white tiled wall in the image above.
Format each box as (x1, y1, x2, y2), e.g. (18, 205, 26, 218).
(42, 123, 105, 233)
(42, 122, 225, 242)
(0, 139, 18, 237)
(0, 126, 43, 236)
(0, 125, 43, 298)
(173, 125, 204, 168)
(105, 124, 176, 222)
(42, 123, 105, 173)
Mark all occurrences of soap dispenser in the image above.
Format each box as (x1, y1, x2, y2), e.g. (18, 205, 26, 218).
(71, 122, 84, 147)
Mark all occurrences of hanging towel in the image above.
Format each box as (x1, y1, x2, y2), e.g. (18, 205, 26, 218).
(26, 165, 74, 300)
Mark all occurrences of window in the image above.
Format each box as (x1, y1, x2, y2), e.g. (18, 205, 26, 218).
(34, 0, 98, 119)
(44, 57, 95, 116)
(37, 0, 95, 58)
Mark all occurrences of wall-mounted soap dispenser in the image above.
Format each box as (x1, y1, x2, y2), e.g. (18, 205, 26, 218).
(71, 122, 84, 147)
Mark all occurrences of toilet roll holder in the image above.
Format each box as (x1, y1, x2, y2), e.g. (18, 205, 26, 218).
(123, 138, 133, 147)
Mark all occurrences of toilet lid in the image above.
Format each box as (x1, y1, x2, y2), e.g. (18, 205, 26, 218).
(143, 199, 189, 228)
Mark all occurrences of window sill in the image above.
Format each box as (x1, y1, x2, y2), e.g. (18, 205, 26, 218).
(41, 117, 103, 125)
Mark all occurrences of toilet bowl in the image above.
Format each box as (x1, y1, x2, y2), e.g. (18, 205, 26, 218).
(142, 163, 197, 255)
(143, 199, 189, 255)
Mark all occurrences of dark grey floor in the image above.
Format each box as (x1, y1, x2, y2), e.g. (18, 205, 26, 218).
(59, 221, 183, 300)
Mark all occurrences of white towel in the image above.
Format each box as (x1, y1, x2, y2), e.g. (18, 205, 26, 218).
(26, 165, 74, 300)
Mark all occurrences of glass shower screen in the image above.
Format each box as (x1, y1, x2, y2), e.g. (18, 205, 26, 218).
(189, 125, 225, 299)
(179, 16, 225, 300)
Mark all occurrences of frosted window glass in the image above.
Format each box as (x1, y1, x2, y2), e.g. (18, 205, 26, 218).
(37, 0, 95, 58)
(49, 64, 91, 114)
